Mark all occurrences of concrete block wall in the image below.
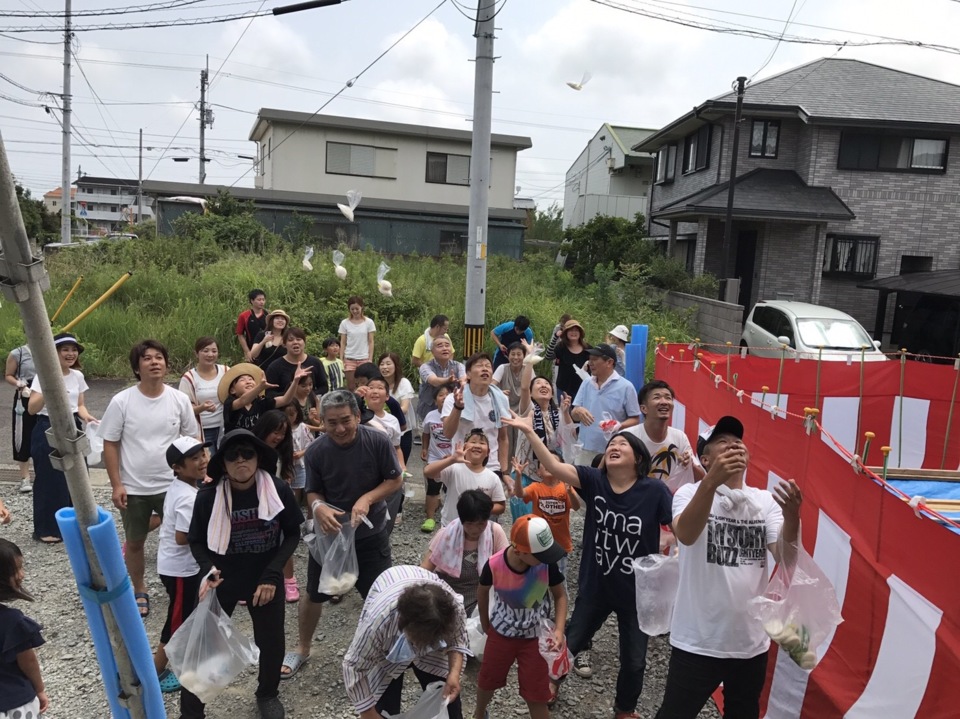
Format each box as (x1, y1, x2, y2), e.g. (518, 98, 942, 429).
(663, 291, 744, 348)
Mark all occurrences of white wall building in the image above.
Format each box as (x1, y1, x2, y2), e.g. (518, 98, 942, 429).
(563, 124, 657, 228)
(249, 110, 531, 212)
(74, 176, 152, 235)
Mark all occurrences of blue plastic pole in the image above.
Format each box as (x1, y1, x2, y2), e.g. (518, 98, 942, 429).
(57, 507, 166, 718)
(625, 324, 649, 393)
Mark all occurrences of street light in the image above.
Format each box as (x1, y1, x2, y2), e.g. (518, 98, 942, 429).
(273, 0, 346, 16)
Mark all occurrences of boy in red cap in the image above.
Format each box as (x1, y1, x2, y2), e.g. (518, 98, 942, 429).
(475, 514, 568, 719)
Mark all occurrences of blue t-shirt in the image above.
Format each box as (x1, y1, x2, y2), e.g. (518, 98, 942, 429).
(492, 321, 534, 366)
(0, 604, 44, 712)
(572, 373, 641, 453)
(574, 466, 673, 608)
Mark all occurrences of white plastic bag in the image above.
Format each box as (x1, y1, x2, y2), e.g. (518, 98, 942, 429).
(165, 588, 260, 704)
(333, 249, 347, 279)
(316, 520, 359, 596)
(748, 544, 843, 671)
(302, 245, 315, 271)
(382, 681, 450, 719)
(466, 608, 486, 660)
(377, 261, 393, 296)
(537, 617, 572, 681)
(337, 189, 362, 222)
(632, 549, 680, 635)
(85, 420, 104, 468)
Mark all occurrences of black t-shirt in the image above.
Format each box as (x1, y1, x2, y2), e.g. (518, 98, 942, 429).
(223, 395, 277, 433)
(555, 344, 591, 400)
(240, 310, 268, 347)
(304, 425, 402, 539)
(252, 330, 287, 369)
(0, 605, 44, 712)
(266, 355, 329, 397)
(574, 466, 673, 607)
(189, 475, 303, 592)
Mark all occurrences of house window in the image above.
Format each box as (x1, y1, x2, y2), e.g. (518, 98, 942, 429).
(823, 234, 879, 278)
(426, 152, 471, 185)
(682, 125, 711, 174)
(326, 142, 397, 179)
(110, 206, 118, 213)
(655, 145, 676, 183)
(749, 120, 780, 158)
(838, 132, 948, 172)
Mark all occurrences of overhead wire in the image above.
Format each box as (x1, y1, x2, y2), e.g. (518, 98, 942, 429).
(749, 0, 800, 82)
(0, 9, 273, 33)
(208, 0, 268, 91)
(0, 0, 221, 18)
(227, 0, 450, 187)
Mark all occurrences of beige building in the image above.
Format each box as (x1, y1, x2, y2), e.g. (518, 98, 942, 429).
(43, 186, 76, 215)
(249, 110, 530, 209)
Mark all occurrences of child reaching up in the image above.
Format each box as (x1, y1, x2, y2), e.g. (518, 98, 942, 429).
(419, 385, 452, 533)
(0, 538, 48, 718)
(475, 515, 568, 719)
(512, 452, 580, 572)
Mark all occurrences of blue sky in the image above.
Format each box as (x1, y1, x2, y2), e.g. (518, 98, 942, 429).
(3, 0, 960, 207)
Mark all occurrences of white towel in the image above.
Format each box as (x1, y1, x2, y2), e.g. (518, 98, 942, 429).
(207, 469, 285, 555)
(431, 519, 493, 578)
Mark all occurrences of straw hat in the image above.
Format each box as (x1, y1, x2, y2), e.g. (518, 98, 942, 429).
(266, 309, 291, 329)
(217, 362, 264, 404)
(562, 319, 585, 336)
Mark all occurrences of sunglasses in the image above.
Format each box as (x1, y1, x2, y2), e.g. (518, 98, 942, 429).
(223, 445, 257, 462)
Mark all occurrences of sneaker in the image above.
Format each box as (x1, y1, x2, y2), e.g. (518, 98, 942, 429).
(284, 577, 300, 603)
(18, 478, 31, 493)
(256, 695, 285, 719)
(395, 512, 404, 527)
(420, 518, 436, 533)
(573, 650, 593, 678)
(413, 436, 422, 446)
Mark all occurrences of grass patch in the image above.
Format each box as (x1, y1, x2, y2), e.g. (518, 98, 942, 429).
(0, 237, 696, 379)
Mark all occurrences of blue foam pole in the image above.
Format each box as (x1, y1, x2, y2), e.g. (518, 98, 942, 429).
(57, 507, 166, 718)
(625, 324, 648, 393)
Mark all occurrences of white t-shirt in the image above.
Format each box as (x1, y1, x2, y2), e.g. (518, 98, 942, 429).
(99, 385, 199, 496)
(442, 391, 503, 472)
(423, 409, 452, 463)
(368, 411, 402, 448)
(390, 377, 417, 435)
(30, 369, 88, 416)
(157, 479, 200, 577)
(625, 423, 695, 493)
(337, 317, 376, 360)
(178, 366, 226, 430)
(669, 483, 784, 659)
(437, 463, 505, 527)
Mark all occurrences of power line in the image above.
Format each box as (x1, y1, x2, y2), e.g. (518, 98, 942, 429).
(0, 9, 272, 32)
(0, 91, 44, 107)
(0, 71, 48, 95)
(750, 0, 800, 81)
(0, 0, 219, 18)
(208, 0, 268, 91)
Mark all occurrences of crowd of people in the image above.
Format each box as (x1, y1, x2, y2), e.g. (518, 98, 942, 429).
(0, 288, 803, 719)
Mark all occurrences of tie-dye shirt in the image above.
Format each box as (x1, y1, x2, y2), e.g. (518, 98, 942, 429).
(479, 548, 564, 638)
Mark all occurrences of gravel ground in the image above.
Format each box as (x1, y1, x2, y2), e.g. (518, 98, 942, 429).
(0, 380, 720, 719)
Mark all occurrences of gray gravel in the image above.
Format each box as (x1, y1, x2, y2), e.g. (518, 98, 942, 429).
(0, 381, 720, 718)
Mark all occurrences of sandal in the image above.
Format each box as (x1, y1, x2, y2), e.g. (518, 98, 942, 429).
(158, 668, 181, 693)
(39, 536, 63, 544)
(280, 652, 309, 679)
(284, 577, 300, 603)
(548, 677, 564, 710)
(135, 592, 150, 618)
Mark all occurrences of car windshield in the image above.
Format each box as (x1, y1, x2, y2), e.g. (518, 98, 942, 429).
(796, 318, 874, 350)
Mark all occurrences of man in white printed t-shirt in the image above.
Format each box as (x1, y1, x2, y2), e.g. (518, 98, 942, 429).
(655, 415, 802, 719)
(627, 380, 705, 494)
(100, 340, 198, 618)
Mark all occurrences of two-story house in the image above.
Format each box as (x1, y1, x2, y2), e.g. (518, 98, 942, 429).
(635, 58, 960, 341)
(244, 110, 532, 257)
(562, 124, 657, 229)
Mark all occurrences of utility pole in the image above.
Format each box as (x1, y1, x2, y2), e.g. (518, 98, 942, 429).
(720, 75, 747, 298)
(60, 0, 72, 244)
(137, 128, 143, 223)
(463, 0, 496, 356)
(198, 56, 209, 185)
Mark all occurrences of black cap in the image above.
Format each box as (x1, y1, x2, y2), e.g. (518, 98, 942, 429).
(697, 416, 745, 456)
(586, 343, 617, 362)
(166, 436, 212, 468)
(207, 429, 278, 480)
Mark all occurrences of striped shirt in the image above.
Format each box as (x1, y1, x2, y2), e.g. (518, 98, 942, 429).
(342, 566, 470, 712)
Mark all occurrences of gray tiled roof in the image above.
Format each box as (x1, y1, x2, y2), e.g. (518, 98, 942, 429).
(654, 169, 855, 221)
(713, 58, 960, 127)
(859, 269, 960, 298)
(607, 125, 657, 157)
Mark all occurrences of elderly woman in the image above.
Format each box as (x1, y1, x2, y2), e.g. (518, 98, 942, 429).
(186, 429, 303, 719)
(250, 309, 291, 369)
(343, 565, 468, 719)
